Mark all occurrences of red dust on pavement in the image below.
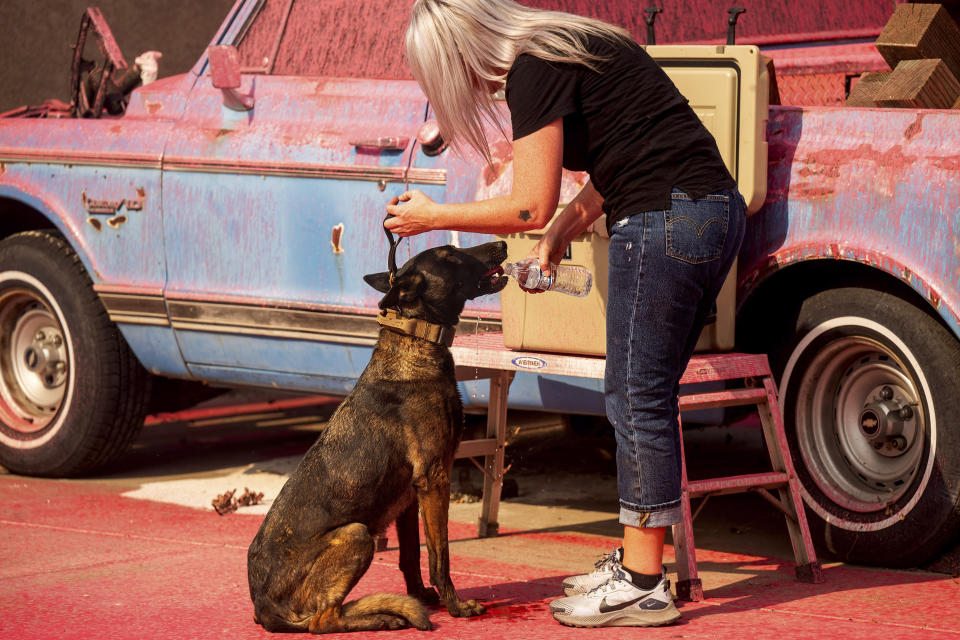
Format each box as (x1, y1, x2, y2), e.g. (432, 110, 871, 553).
(1, 475, 959, 640)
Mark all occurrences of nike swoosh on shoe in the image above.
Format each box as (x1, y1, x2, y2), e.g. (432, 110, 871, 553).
(598, 595, 669, 613)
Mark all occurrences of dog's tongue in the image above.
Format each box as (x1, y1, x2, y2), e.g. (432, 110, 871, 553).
(482, 266, 504, 285)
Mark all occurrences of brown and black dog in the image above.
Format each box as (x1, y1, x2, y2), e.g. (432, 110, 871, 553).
(248, 241, 508, 633)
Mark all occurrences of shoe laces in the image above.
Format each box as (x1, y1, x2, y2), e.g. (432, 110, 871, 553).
(586, 569, 631, 596)
(591, 548, 621, 574)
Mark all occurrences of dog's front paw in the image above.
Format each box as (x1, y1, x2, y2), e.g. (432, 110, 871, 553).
(410, 586, 440, 606)
(448, 599, 485, 617)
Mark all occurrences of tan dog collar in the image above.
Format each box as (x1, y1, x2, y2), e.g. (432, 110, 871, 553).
(376, 309, 456, 347)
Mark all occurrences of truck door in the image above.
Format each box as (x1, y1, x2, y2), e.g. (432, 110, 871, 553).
(160, 0, 446, 393)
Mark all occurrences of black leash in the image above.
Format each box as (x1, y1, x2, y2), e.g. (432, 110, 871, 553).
(383, 214, 402, 285)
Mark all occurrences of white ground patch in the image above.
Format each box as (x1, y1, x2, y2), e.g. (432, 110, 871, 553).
(122, 457, 620, 536)
(122, 456, 300, 515)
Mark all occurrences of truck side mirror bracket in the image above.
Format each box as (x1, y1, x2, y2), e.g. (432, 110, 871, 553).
(207, 45, 254, 112)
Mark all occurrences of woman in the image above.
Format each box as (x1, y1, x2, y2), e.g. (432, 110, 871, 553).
(386, 0, 745, 628)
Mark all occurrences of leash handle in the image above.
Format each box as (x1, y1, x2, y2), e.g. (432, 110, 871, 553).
(383, 214, 402, 280)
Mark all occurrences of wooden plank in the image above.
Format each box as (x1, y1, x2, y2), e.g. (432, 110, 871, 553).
(453, 366, 500, 381)
(454, 438, 497, 459)
(679, 387, 769, 411)
(452, 333, 774, 383)
(876, 58, 960, 108)
(876, 3, 960, 83)
(687, 472, 789, 496)
(478, 371, 512, 537)
(912, 0, 960, 25)
(845, 71, 892, 107)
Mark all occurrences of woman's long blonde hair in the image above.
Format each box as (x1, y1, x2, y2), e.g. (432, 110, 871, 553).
(405, 0, 631, 164)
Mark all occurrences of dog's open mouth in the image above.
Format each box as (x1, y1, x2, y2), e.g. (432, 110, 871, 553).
(480, 266, 507, 292)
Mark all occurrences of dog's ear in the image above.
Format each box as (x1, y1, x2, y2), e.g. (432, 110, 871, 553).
(377, 285, 401, 310)
(363, 272, 392, 293)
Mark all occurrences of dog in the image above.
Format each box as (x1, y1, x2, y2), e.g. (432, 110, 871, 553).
(248, 240, 508, 633)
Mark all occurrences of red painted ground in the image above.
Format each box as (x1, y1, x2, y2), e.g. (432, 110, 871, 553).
(2, 476, 959, 640)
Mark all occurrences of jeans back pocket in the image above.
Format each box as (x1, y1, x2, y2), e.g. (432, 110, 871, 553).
(664, 192, 729, 264)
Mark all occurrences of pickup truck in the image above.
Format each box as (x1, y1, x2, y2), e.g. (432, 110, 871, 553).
(1, 0, 958, 569)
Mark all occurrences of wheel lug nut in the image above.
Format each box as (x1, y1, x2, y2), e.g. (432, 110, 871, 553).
(879, 386, 894, 401)
(54, 361, 66, 373)
(35, 330, 46, 342)
(52, 335, 62, 347)
(898, 405, 913, 420)
(890, 436, 908, 451)
(873, 441, 884, 450)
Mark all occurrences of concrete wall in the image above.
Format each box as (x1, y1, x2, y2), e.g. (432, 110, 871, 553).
(0, 0, 235, 113)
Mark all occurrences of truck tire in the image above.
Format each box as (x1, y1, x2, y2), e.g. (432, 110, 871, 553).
(777, 286, 960, 567)
(0, 231, 150, 476)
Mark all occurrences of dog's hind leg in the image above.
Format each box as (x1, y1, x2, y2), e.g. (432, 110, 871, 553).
(302, 523, 429, 634)
(397, 503, 440, 605)
(418, 485, 485, 618)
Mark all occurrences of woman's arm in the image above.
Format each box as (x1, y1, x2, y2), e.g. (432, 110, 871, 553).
(529, 180, 605, 277)
(384, 119, 563, 237)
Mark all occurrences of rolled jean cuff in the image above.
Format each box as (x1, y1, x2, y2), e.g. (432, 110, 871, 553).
(619, 500, 682, 528)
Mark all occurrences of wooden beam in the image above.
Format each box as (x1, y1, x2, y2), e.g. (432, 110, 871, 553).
(876, 3, 960, 83)
(912, 0, 960, 25)
(875, 58, 960, 109)
(845, 71, 892, 107)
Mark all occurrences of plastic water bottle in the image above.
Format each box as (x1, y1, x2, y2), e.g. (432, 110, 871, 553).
(502, 258, 592, 297)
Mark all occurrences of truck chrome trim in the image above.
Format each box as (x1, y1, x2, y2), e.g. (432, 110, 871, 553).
(0, 148, 161, 169)
(0, 149, 447, 186)
(166, 300, 381, 342)
(97, 293, 499, 342)
(162, 157, 447, 185)
(98, 293, 168, 326)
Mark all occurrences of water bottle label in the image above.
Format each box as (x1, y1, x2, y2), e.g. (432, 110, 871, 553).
(539, 272, 552, 291)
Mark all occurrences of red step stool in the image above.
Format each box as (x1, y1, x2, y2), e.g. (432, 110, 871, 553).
(671, 351, 824, 599)
(450, 333, 824, 598)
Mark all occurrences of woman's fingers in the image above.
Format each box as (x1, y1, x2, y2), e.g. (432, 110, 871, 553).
(383, 190, 433, 237)
(537, 243, 553, 277)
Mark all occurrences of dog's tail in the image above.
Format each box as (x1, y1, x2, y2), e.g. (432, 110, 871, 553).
(343, 593, 431, 630)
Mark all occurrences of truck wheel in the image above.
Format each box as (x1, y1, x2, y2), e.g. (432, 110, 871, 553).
(778, 286, 960, 567)
(0, 231, 150, 476)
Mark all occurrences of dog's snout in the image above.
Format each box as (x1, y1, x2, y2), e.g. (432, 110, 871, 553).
(461, 241, 507, 266)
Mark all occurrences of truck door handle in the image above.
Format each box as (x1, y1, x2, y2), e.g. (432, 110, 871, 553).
(350, 137, 409, 151)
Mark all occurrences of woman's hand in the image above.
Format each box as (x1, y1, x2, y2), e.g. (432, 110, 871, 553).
(516, 232, 569, 294)
(385, 190, 437, 237)
(527, 233, 569, 278)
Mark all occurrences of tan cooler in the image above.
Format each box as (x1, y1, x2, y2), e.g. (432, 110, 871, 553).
(499, 45, 770, 356)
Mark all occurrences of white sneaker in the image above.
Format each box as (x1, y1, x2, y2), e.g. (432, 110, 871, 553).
(550, 569, 681, 628)
(561, 547, 623, 596)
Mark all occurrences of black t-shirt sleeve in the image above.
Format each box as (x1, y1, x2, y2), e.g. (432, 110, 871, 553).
(506, 54, 579, 140)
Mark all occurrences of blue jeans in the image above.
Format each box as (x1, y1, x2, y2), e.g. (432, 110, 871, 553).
(605, 188, 745, 528)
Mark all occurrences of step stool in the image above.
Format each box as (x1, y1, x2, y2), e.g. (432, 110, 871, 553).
(450, 333, 824, 597)
(671, 351, 824, 600)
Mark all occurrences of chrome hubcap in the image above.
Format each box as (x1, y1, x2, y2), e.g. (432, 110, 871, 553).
(0, 287, 68, 433)
(795, 337, 924, 513)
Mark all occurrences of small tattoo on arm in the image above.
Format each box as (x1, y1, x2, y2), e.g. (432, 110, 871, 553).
(518, 209, 532, 222)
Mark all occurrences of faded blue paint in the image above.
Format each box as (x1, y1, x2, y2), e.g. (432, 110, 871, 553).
(741, 106, 960, 340)
(160, 73, 441, 375)
(180, 332, 371, 379)
(2, 0, 959, 418)
(187, 364, 362, 397)
(119, 325, 191, 378)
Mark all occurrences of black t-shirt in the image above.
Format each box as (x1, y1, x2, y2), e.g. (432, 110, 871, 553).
(505, 35, 736, 232)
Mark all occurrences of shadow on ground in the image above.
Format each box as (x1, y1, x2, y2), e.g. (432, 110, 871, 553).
(92, 388, 960, 576)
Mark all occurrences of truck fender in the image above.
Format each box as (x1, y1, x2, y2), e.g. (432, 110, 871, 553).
(739, 244, 960, 344)
(0, 182, 100, 282)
